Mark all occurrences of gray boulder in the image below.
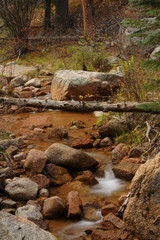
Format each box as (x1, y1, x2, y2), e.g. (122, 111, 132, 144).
(123, 152, 160, 240)
(0, 138, 24, 149)
(15, 205, 43, 220)
(9, 75, 28, 89)
(24, 78, 41, 87)
(0, 64, 37, 78)
(5, 178, 38, 201)
(51, 70, 122, 101)
(45, 143, 98, 170)
(0, 211, 57, 240)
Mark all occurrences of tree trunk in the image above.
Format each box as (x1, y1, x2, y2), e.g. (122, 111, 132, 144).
(0, 97, 159, 114)
(54, 0, 68, 34)
(82, 0, 95, 38)
(44, 0, 51, 31)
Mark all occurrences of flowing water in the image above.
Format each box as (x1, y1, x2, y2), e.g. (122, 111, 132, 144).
(49, 152, 128, 240)
(0, 110, 129, 239)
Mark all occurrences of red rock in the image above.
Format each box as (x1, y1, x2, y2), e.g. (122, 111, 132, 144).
(112, 161, 141, 181)
(91, 228, 132, 240)
(24, 149, 47, 176)
(100, 201, 118, 216)
(22, 86, 35, 91)
(35, 91, 46, 96)
(20, 91, 34, 98)
(72, 138, 93, 149)
(67, 191, 82, 219)
(46, 163, 72, 185)
(48, 128, 68, 140)
(102, 213, 126, 230)
(74, 170, 98, 185)
(121, 157, 141, 164)
(31, 174, 50, 189)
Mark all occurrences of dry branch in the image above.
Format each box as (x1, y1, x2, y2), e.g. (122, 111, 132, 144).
(0, 97, 159, 114)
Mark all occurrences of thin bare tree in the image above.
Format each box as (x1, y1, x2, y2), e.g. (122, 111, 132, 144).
(0, 0, 38, 53)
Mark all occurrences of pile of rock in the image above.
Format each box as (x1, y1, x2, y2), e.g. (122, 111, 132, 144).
(0, 64, 53, 99)
(0, 136, 139, 239)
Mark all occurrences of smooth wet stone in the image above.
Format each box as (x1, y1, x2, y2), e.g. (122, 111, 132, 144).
(45, 143, 98, 170)
(112, 162, 141, 181)
(15, 205, 43, 220)
(42, 196, 66, 219)
(5, 178, 38, 201)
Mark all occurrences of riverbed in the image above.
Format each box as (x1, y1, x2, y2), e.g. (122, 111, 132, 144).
(0, 109, 129, 239)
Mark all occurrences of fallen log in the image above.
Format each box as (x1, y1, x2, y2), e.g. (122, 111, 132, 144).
(0, 97, 159, 114)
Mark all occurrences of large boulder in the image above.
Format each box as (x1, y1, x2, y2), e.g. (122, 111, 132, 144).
(45, 143, 98, 170)
(5, 178, 38, 201)
(51, 70, 123, 101)
(123, 152, 160, 240)
(24, 149, 47, 176)
(0, 211, 57, 240)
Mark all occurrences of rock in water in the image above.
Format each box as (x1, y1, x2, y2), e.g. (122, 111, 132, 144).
(24, 149, 47, 176)
(5, 178, 38, 201)
(45, 143, 98, 170)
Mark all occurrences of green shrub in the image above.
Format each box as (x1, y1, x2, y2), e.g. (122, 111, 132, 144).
(116, 124, 146, 146)
(118, 56, 158, 102)
(24, 70, 39, 78)
(67, 37, 111, 72)
(95, 114, 108, 127)
(136, 101, 160, 113)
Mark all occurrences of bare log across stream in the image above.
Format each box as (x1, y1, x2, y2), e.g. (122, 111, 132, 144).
(0, 97, 159, 114)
